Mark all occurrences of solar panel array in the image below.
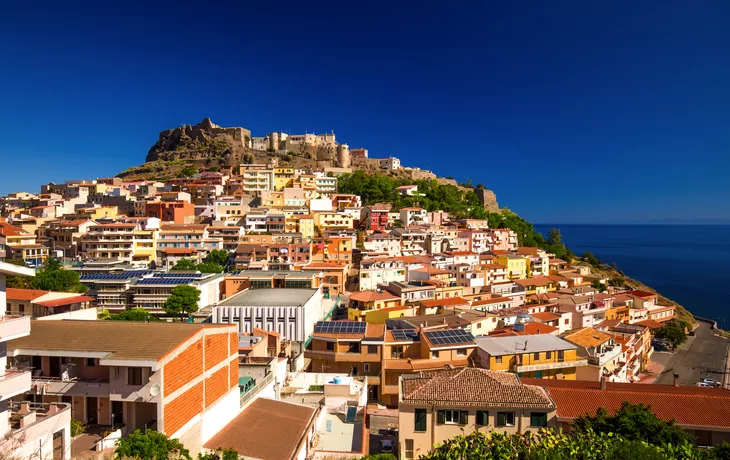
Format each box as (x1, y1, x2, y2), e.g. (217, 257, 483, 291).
(391, 329, 420, 341)
(80, 270, 152, 281)
(153, 272, 204, 278)
(136, 277, 197, 285)
(314, 321, 366, 334)
(425, 329, 475, 345)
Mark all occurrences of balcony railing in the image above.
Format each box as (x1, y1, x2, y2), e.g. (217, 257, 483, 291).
(240, 372, 274, 408)
(0, 315, 31, 341)
(514, 359, 589, 373)
(587, 345, 623, 367)
(0, 369, 32, 401)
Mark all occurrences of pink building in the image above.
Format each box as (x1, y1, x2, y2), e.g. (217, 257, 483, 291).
(489, 229, 519, 252)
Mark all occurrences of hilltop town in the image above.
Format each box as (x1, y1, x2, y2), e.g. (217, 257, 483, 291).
(0, 119, 728, 459)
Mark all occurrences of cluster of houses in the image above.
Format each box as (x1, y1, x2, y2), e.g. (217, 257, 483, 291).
(0, 159, 724, 460)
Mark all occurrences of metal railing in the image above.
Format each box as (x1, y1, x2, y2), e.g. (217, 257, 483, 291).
(240, 372, 275, 408)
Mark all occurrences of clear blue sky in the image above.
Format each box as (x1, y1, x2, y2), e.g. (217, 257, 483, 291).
(1, 1, 729, 224)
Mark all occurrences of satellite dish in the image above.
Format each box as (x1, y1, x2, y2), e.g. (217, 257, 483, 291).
(149, 384, 161, 397)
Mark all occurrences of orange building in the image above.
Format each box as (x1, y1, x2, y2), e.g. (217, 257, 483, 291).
(145, 200, 195, 224)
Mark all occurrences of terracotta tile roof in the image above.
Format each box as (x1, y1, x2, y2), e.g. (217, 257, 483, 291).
(5, 288, 49, 301)
(204, 398, 316, 460)
(515, 276, 554, 287)
(420, 297, 469, 308)
(530, 312, 561, 322)
(385, 357, 470, 371)
(349, 290, 400, 303)
(0, 222, 30, 237)
(162, 248, 198, 254)
(364, 323, 386, 339)
(471, 296, 511, 306)
(7, 320, 230, 361)
(636, 319, 665, 329)
(526, 379, 730, 429)
(401, 368, 555, 408)
(34, 296, 94, 308)
(561, 327, 613, 348)
(523, 322, 558, 335)
(629, 290, 658, 298)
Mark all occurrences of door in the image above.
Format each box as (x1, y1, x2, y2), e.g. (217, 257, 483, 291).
(86, 397, 98, 424)
(50, 357, 61, 378)
(112, 401, 124, 428)
(536, 371, 543, 379)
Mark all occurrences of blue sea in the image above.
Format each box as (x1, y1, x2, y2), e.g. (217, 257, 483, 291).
(534, 224, 730, 325)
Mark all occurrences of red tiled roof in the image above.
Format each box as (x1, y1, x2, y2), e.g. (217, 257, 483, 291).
(349, 290, 400, 302)
(526, 379, 730, 429)
(630, 290, 658, 298)
(402, 368, 555, 408)
(636, 319, 666, 329)
(5, 288, 49, 301)
(34, 296, 94, 308)
(530, 312, 561, 322)
(523, 322, 558, 335)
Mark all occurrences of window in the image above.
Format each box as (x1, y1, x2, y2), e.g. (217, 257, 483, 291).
(476, 410, 489, 426)
(530, 412, 548, 427)
(367, 345, 378, 354)
(364, 363, 370, 373)
(533, 352, 540, 360)
(431, 351, 439, 359)
(438, 410, 468, 425)
(557, 350, 565, 362)
(86, 358, 97, 367)
(405, 439, 414, 459)
(391, 346, 403, 359)
(457, 349, 467, 356)
(326, 342, 335, 351)
(348, 343, 360, 353)
(546, 351, 552, 359)
(128, 367, 143, 386)
(495, 356, 502, 364)
(414, 408, 427, 432)
(496, 412, 515, 427)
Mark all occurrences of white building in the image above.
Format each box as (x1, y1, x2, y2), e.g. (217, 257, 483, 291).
(212, 288, 323, 368)
(0, 261, 72, 460)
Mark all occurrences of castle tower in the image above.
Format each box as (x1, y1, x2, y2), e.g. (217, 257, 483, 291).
(336, 144, 350, 168)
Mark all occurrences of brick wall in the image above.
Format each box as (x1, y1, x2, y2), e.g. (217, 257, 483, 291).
(229, 332, 237, 354)
(164, 382, 203, 436)
(204, 334, 229, 371)
(205, 367, 229, 408)
(229, 360, 238, 388)
(164, 339, 203, 396)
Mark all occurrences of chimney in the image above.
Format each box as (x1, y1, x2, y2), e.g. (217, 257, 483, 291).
(673, 373, 679, 387)
(600, 375, 607, 390)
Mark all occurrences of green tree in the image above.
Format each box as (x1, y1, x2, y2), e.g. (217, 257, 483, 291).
(574, 402, 692, 446)
(180, 166, 198, 177)
(115, 429, 191, 460)
(196, 262, 223, 274)
(654, 320, 688, 348)
(361, 455, 397, 460)
(171, 258, 198, 271)
(4, 258, 31, 289)
(31, 258, 87, 293)
(591, 280, 607, 292)
(198, 449, 241, 460)
(711, 442, 730, 459)
(547, 228, 563, 245)
(582, 251, 602, 267)
(110, 309, 156, 322)
(164, 285, 201, 321)
(207, 249, 230, 268)
(70, 418, 86, 437)
(609, 277, 625, 287)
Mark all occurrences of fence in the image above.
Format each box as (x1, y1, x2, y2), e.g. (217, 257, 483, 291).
(240, 371, 275, 408)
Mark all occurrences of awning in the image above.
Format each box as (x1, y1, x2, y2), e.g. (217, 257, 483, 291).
(604, 363, 617, 373)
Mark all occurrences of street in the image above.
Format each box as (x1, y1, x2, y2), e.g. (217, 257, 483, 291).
(653, 321, 729, 387)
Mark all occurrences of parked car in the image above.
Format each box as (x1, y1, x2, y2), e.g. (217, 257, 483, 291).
(697, 382, 713, 388)
(381, 440, 393, 453)
(700, 378, 721, 387)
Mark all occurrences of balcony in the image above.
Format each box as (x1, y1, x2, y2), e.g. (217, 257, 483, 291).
(8, 401, 71, 447)
(0, 315, 31, 341)
(304, 350, 381, 363)
(32, 377, 111, 398)
(514, 359, 588, 373)
(0, 369, 32, 401)
(587, 345, 623, 367)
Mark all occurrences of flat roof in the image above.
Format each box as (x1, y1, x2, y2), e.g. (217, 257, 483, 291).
(476, 334, 577, 356)
(204, 398, 316, 460)
(217, 288, 319, 307)
(0, 261, 35, 277)
(7, 320, 228, 361)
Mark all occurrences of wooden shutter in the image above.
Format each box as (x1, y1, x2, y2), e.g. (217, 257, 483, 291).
(437, 410, 445, 424)
(459, 411, 468, 424)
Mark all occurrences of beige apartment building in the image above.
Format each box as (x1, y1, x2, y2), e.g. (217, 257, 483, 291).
(398, 368, 556, 459)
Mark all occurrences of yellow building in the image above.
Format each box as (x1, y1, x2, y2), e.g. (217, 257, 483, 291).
(314, 211, 353, 232)
(132, 229, 158, 264)
(273, 167, 296, 190)
(259, 191, 284, 209)
(283, 211, 315, 239)
(348, 290, 403, 321)
(475, 335, 587, 380)
(494, 255, 529, 280)
(364, 304, 418, 324)
(514, 276, 557, 296)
